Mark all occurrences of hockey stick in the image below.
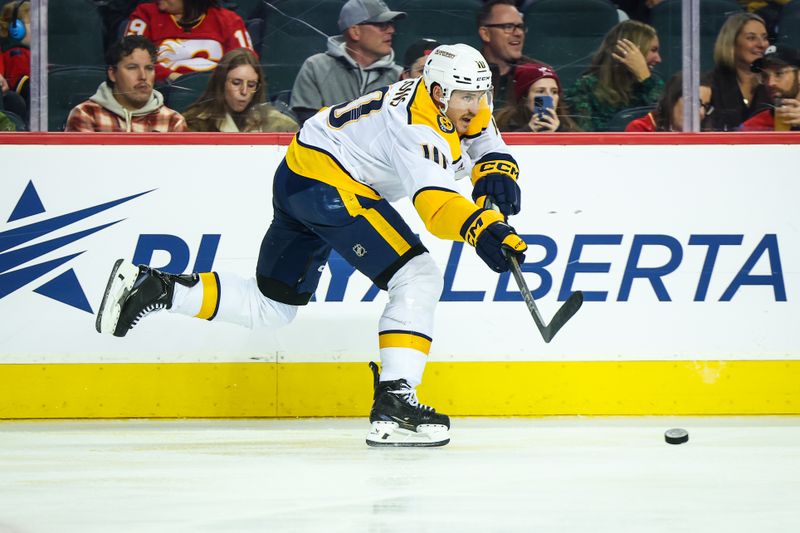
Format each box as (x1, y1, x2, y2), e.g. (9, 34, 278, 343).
(486, 200, 584, 343)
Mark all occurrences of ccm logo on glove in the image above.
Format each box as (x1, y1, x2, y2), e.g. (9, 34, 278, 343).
(476, 160, 519, 178)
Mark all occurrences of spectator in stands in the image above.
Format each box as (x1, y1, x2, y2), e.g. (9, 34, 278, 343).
(477, 0, 538, 111)
(182, 48, 298, 132)
(625, 72, 713, 131)
(495, 62, 580, 132)
(0, 110, 16, 131)
(400, 38, 440, 80)
(290, 0, 406, 125)
(65, 36, 187, 132)
(0, 0, 31, 121)
(565, 20, 663, 131)
(707, 12, 770, 131)
(741, 45, 800, 131)
(126, 0, 255, 83)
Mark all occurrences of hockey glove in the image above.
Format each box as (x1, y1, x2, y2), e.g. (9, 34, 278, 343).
(475, 220, 527, 273)
(472, 173, 521, 217)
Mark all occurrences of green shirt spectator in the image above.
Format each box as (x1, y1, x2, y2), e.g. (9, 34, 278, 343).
(0, 111, 16, 131)
(566, 72, 663, 132)
(565, 20, 665, 132)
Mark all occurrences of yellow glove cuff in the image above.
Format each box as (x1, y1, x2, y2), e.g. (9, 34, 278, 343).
(502, 233, 528, 253)
(471, 157, 519, 186)
(460, 209, 505, 247)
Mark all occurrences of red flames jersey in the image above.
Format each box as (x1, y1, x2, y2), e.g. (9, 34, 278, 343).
(126, 4, 255, 82)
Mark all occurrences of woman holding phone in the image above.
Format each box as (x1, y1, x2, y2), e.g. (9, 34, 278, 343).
(495, 62, 580, 132)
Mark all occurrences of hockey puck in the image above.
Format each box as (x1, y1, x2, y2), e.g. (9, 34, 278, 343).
(664, 428, 689, 445)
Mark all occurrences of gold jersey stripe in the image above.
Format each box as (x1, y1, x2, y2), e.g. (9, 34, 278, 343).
(461, 209, 505, 247)
(413, 187, 482, 241)
(379, 332, 433, 355)
(286, 137, 381, 200)
(195, 272, 219, 320)
(337, 190, 412, 256)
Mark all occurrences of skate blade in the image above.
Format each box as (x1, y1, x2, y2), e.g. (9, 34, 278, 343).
(95, 259, 139, 336)
(365, 421, 450, 448)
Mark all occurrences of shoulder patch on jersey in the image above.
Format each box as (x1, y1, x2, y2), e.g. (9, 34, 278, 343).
(437, 115, 455, 134)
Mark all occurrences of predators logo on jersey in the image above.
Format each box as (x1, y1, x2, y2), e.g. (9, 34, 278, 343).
(437, 115, 455, 134)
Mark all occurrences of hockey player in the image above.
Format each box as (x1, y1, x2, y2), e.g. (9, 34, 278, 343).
(96, 44, 527, 447)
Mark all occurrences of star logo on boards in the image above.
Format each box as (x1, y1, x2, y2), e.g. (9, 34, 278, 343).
(0, 180, 152, 313)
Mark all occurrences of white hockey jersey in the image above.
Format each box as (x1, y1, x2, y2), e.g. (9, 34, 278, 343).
(286, 77, 519, 244)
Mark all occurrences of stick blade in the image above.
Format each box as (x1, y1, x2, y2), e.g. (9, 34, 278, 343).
(542, 290, 584, 343)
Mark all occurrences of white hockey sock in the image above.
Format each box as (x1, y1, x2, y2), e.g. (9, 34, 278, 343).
(376, 254, 442, 388)
(170, 271, 298, 329)
(171, 275, 205, 316)
(379, 347, 427, 387)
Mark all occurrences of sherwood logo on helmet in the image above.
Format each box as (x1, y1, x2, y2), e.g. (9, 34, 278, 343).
(433, 49, 455, 59)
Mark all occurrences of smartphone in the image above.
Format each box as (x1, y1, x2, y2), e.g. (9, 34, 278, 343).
(533, 95, 554, 119)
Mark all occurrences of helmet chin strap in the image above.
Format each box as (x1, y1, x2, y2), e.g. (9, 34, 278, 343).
(439, 95, 450, 114)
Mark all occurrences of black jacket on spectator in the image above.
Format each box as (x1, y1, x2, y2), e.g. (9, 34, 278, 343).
(707, 66, 770, 131)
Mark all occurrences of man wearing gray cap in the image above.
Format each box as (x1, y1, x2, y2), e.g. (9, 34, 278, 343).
(290, 0, 406, 124)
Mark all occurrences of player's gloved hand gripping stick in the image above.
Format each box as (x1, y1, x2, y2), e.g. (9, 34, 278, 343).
(486, 199, 583, 343)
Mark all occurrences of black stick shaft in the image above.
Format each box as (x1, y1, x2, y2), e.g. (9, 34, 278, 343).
(485, 200, 582, 343)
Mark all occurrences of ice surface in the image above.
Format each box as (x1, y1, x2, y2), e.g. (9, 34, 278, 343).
(0, 417, 798, 532)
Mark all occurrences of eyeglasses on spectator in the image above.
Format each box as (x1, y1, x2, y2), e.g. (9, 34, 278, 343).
(482, 23, 526, 34)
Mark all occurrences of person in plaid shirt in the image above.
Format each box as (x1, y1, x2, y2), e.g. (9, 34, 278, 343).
(65, 36, 187, 132)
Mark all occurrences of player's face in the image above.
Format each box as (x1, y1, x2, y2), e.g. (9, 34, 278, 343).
(735, 20, 768, 67)
(760, 65, 800, 100)
(157, 0, 184, 15)
(224, 64, 260, 113)
(446, 90, 490, 134)
(481, 4, 525, 63)
(109, 48, 155, 110)
(526, 78, 559, 111)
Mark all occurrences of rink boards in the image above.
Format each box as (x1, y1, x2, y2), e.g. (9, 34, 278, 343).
(0, 133, 799, 417)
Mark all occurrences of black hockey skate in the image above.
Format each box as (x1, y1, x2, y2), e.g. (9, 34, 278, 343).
(366, 362, 450, 447)
(95, 259, 198, 337)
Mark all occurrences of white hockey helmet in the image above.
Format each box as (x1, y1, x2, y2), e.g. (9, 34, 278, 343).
(423, 44, 493, 112)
